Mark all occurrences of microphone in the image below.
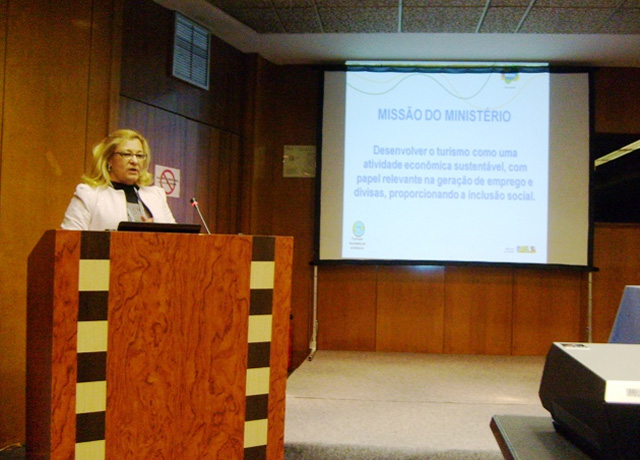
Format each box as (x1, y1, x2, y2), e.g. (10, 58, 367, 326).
(190, 197, 211, 234)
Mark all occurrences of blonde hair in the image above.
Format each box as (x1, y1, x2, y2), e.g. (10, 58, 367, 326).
(82, 129, 154, 187)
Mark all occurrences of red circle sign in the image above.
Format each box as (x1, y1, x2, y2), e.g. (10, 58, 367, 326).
(159, 169, 177, 195)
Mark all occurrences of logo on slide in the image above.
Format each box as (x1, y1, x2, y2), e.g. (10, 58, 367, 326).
(516, 246, 536, 254)
(501, 71, 520, 84)
(352, 221, 365, 237)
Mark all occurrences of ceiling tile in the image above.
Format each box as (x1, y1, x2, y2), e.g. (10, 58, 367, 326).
(205, 0, 640, 35)
(489, 0, 532, 5)
(599, 8, 640, 33)
(272, 0, 316, 6)
(207, 0, 272, 8)
(479, 7, 528, 33)
(404, 0, 486, 6)
(277, 7, 324, 33)
(318, 7, 398, 33)
(315, 0, 398, 6)
(520, 7, 616, 33)
(533, 0, 621, 6)
(219, 7, 283, 33)
(403, 7, 485, 33)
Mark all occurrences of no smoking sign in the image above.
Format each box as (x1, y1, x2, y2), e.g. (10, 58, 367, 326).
(154, 165, 181, 198)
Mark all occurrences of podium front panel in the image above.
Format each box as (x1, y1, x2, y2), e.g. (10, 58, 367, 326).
(27, 230, 293, 460)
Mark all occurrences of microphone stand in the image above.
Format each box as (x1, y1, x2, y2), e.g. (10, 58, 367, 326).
(190, 198, 211, 234)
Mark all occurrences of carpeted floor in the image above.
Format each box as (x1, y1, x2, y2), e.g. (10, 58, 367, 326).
(2, 351, 551, 460)
(284, 350, 551, 459)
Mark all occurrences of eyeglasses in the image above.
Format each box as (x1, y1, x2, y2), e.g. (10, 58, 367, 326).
(115, 152, 147, 161)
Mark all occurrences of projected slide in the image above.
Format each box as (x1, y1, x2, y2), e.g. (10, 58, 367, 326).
(341, 68, 550, 262)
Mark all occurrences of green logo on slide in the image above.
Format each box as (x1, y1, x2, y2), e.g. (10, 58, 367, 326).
(501, 72, 520, 84)
(352, 221, 365, 237)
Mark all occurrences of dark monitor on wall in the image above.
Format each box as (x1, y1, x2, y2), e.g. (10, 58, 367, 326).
(539, 342, 640, 460)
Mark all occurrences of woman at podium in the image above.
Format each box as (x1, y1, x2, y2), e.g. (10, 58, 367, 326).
(61, 129, 176, 231)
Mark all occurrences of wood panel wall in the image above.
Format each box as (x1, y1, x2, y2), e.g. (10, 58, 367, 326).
(3, 0, 640, 446)
(592, 223, 640, 342)
(377, 266, 445, 352)
(313, 68, 640, 356)
(117, 0, 320, 367)
(117, 97, 242, 232)
(113, 0, 640, 364)
(0, 0, 121, 445)
(511, 269, 586, 355)
(256, 64, 321, 363)
(316, 222, 640, 356)
(117, 0, 249, 230)
(594, 67, 640, 133)
(318, 265, 586, 355)
(119, 0, 247, 134)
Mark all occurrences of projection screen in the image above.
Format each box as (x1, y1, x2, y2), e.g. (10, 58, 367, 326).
(317, 62, 592, 268)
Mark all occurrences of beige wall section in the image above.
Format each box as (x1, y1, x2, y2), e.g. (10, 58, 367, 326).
(0, 0, 121, 445)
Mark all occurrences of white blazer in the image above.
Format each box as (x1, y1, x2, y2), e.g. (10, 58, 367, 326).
(61, 184, 176, 231)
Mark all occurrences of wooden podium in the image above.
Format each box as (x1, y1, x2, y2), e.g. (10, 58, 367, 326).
(27, 230, 293, 460)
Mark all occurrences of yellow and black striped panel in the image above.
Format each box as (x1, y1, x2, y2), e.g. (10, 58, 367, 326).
(244, 237, 276, 460)
(75, 232, 111, 460)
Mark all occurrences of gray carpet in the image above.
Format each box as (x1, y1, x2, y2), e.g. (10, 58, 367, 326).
(284, 351, 550, 459)
(285, 443, 503, 460)
(2, 351, 549, 460)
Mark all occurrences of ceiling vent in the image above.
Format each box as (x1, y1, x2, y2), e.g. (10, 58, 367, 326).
(172, 13, 210, 90)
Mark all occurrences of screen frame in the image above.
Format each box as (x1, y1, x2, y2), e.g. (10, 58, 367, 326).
(313, 63, 596, 271)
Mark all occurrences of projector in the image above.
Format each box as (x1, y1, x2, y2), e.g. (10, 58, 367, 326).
(539, 342, 640, 460)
